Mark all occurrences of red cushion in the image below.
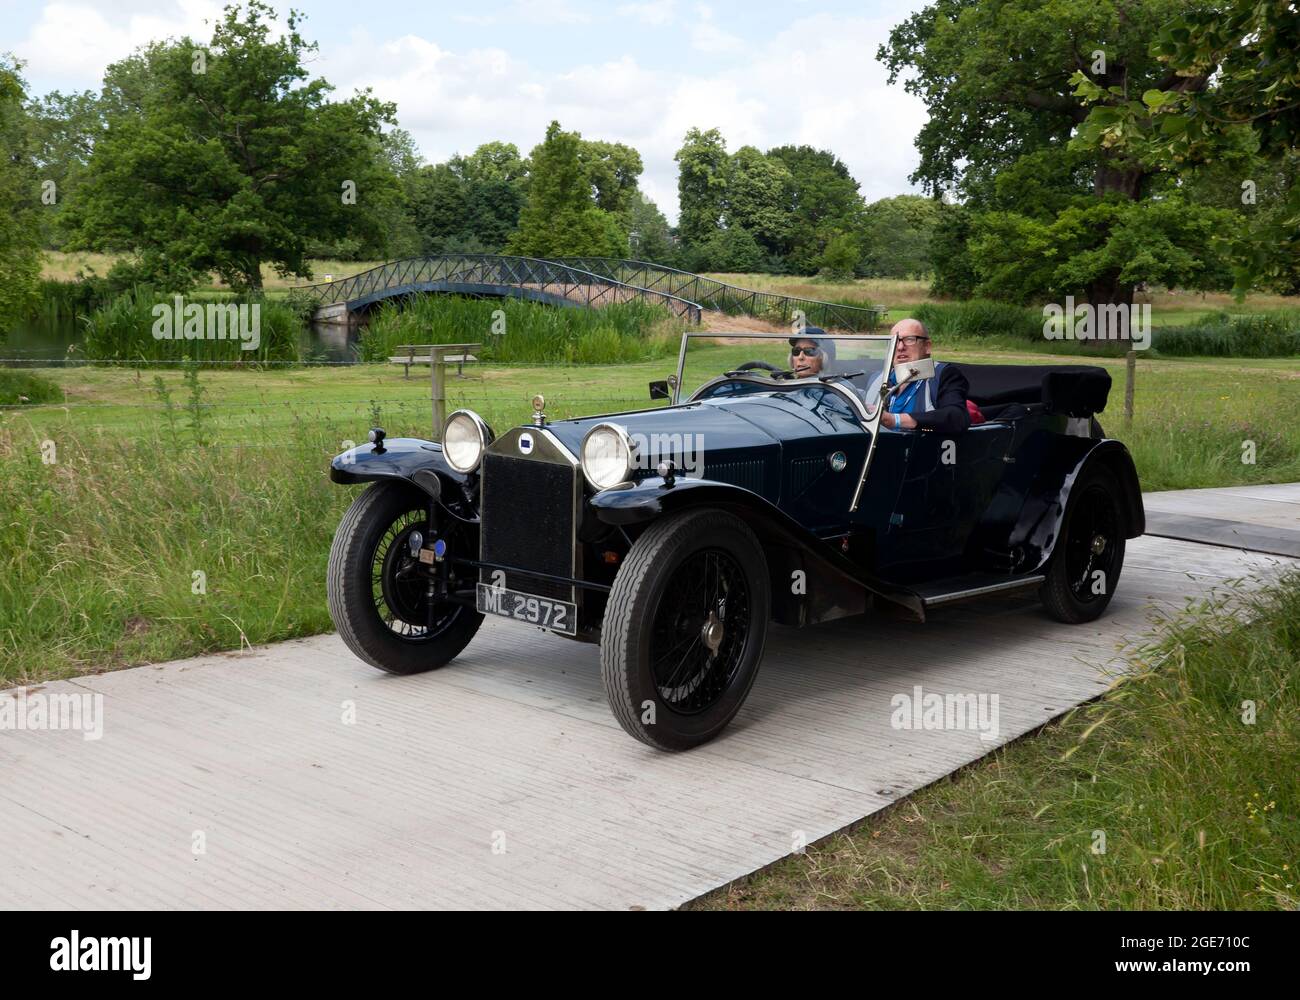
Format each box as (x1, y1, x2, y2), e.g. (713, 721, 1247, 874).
(966, 399, 986, 425)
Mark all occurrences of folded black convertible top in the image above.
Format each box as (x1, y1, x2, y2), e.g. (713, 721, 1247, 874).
(951, 363, 1111, 417)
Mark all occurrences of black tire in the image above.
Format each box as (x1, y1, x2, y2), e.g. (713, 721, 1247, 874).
(327, 480, 482, 674)
(601, 508, 770, 751)
(1039, 464, 1126, 624)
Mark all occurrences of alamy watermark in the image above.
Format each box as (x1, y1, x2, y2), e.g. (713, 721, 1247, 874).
(1, 689, 104, 741)
(152, 296, 261, 351)
(629, 431, 706, 478)
(50, 932, 150, 980)
(1042, 296, 1151, 350)
(890, 684, 1000, 742)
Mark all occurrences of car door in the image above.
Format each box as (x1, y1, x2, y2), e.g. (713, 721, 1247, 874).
(876, 423, 1015, 580)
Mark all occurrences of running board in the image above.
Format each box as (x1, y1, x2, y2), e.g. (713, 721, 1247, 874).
(912, 573, 1046, 609)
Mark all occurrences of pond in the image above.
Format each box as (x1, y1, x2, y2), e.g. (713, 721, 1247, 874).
(1, 313, 362, 366)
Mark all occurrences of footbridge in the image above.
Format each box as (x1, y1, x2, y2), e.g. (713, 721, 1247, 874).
(299, 254, 887, 332)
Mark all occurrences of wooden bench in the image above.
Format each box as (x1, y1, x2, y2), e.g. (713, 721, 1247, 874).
(389, 344, 480, 379)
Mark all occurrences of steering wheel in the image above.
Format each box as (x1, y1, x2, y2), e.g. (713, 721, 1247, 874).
(725, 360, 795, 379)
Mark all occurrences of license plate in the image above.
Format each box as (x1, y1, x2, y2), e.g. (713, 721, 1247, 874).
(476, 583, 577, 636)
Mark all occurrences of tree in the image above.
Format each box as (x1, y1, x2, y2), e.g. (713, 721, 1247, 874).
(725, 145, 793, 255)
(879, 0, 1211, 305)
(688, 226, 764, 273)
(508, 121, 626, 258)
(1072, 1, 1300, 293)
(675, 127, 729, 247)
(815, 230, 860, 281)
(621, 191, 676, 265)
(459, 141, 527, 185)
(578, 139, 643, 215)
(858, 195, 942, 278)
(405, 143, 526, 255)
(65, 2, 399, 290)
(927, 202, 979, 299)
(968, 195, 1235, 305)
(766, 144, 862, 273)
(0, 58, 42, 328)
(22, 88, 103, 248)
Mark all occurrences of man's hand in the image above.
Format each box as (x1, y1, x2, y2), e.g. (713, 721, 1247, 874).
(882, 412, 917, 430)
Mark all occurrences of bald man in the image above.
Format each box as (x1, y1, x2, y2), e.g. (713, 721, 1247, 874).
(869, 318, 971, 434)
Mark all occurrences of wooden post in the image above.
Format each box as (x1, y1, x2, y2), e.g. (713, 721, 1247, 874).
(428, 343, 481, 441)
(1124, 349, 1136, 427)
(431, 348, 446, 441)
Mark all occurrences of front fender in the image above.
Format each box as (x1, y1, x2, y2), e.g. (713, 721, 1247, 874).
(591, 477, 925, 621)
(330, 436, 471, 506)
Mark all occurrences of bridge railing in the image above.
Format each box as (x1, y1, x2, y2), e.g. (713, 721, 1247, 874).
(553, 258, 888, 332)
(297, 255, 704, 323)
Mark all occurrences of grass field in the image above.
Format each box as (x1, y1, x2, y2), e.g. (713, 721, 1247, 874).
(40, 250, 380, 294)
(689, 570, 1300, 911)
(705, 271, 1300, 323)
(1, 342, 1297, 684)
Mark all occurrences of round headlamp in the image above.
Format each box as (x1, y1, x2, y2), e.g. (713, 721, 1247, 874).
(581, 423, 635, 491)
(442, 409, 493, 473)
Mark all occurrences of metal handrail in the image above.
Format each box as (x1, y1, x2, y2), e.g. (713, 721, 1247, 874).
(295, 254, 703, 324)
(553, 257, 888, 332)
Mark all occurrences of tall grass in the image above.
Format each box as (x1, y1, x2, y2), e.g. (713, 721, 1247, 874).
(693, 570, 1300, 910)
(358, 295, 682, 365)
(1153, 311, 1300, 358)
(906, 301, 1300, 358)
(0, 370, 63, 406)
(81, 286, 305, 365)
(0, 408, 381, 683)
(28, 278, 105, 323)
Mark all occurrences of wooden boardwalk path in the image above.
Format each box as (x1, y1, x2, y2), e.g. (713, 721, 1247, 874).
(2, 485, 1296, 910)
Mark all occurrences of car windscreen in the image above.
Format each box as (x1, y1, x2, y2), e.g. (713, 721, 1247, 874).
(677, 332, 894, 411)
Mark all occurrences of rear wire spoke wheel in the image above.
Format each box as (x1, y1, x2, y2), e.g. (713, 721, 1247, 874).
(328, 481, 482, 674)
(601, 508, 770, 751)
(1039, 464, 1126, 624)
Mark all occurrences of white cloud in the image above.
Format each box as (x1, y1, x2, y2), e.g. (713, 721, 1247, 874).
(615, 1, 677, 26)
(16, 2, 928, 222)
(15, 0, 222, 79)
(334, 11, 926, 220)
(689, 4, 743, 54)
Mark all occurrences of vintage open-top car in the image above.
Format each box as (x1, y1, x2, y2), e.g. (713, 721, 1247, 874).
(326, 330, 1144, 750)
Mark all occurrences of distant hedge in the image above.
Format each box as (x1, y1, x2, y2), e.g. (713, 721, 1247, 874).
(906, 301, 1300, 358)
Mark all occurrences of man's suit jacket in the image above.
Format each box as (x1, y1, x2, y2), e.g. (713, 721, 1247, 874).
(910, 363, 972, 434)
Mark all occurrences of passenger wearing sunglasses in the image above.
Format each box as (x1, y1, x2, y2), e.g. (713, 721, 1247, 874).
(870, 319, 971, 434)
(788, 332, 834, 378)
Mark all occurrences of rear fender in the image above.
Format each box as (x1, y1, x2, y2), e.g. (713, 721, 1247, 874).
(1010, 438, 1144, 572)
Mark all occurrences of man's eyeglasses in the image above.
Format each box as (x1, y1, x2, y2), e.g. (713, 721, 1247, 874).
(896, 336, 929, 347)
(790, 346, 821, 357)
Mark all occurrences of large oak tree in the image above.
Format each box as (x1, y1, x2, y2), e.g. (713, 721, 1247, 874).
(879, 0, 1217, 306)
(67, 2, 399, 291)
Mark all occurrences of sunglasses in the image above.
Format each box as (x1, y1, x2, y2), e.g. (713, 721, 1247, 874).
(896, 336, 929, 347)
(790, 346, 821, 357)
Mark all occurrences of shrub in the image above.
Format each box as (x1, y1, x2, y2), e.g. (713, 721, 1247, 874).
(0, 370, 62, 405)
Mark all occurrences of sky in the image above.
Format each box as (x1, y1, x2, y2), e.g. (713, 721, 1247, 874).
(2, 0, 931, 222)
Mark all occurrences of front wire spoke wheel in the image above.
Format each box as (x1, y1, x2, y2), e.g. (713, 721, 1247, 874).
(328, 481, 484, 675)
